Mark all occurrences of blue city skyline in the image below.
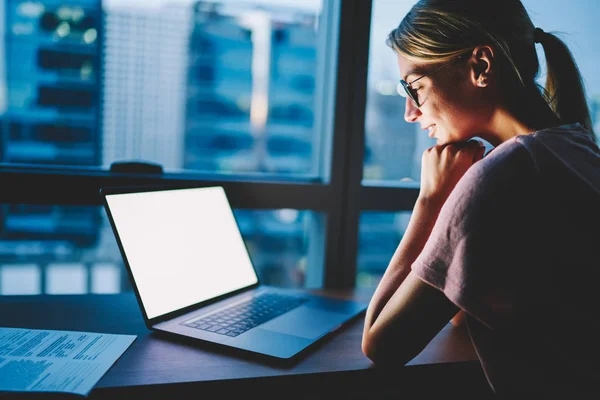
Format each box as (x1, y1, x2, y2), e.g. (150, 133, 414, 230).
(0, 0, 330, 294)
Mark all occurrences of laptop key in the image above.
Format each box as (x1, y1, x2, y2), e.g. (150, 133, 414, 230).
(181, 293, 309, 335)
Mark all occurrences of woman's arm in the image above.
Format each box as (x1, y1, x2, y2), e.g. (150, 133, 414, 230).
(362, 141, 485, 364)
(362, 197, 443, 332)
(361, 198, 460, 365)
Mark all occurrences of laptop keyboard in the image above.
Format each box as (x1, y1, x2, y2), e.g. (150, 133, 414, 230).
(183, 292, 308, 337)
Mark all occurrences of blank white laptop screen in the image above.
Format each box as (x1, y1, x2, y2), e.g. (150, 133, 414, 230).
(105, 187, 259, 320)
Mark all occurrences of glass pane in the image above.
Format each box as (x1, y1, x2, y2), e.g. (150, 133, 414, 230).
(46, 262, 88, 294)
(0, 205, 322, 295)
(363, 0, 432, 184)
(524, 0, 600, 143)
(0, 264, 41, 294)
(364, 0, 600, 183)
(2, 0, 334, 179)
(233, 209, 322, 288)
(356, 211, 411, 289)
(91, 263, 121, 293)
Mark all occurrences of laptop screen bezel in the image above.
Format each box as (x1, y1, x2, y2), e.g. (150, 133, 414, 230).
(100, 184, 261, 327)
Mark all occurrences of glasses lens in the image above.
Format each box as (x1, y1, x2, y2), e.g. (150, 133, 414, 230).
(397, 81, 407, 97)
(399, 80, 419, 107)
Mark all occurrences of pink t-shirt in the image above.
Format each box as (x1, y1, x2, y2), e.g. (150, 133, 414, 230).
(412, 124, 600, 397)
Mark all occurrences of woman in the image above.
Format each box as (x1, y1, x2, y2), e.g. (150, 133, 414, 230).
(362, 0, 600, 397)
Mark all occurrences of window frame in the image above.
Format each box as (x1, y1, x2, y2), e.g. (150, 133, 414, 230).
(0, 0, 420, 290)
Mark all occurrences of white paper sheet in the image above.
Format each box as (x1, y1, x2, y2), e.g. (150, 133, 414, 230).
(0, 327, 136, 396)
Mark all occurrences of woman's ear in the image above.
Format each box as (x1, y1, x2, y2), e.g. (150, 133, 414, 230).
(469, 45, 495, 88)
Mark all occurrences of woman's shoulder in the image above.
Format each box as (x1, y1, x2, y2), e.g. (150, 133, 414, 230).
(476, 123, 599, 177)
(447, 139, 536, 209)
(530, 122, 594, 138)
(470, 136, 535, 179)
(517, 122, 599, 157)
(515, 123, 600, 195)
(438, 138, 539, 237)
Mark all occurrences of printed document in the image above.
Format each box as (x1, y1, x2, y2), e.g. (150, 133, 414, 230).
(0, 327, 136, 396)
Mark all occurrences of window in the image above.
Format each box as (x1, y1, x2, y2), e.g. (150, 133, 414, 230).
(6, 0, 592, 296)
(5, 0, 329, 176)
(0, 0, 351, 295)
(356, 212, 411, 288)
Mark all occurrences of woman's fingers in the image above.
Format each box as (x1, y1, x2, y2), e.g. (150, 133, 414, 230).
(419, 140, 486, 203)
(450, 140, 486, 163)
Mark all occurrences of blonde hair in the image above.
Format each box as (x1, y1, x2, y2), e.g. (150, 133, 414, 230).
(388, 0, 594, 140)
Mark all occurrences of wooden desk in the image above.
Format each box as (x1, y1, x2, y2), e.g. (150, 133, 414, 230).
(0, 292, 493, 399)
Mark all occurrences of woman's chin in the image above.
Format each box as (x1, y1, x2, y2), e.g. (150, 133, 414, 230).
(435, 137, 448, 146)
(431, 132, 447, 145)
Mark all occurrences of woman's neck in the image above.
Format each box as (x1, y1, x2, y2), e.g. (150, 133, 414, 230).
(482, 89, 561, 147)
(482, 107, 536, 146)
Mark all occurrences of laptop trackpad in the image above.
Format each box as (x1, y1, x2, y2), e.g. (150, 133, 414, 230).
(259, 305, 350, 340)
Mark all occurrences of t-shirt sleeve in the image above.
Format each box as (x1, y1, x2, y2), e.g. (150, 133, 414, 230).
(412, 141, 542, 328)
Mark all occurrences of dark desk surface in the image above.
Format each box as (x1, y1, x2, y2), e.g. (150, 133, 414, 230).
(0, 291, 492, 399)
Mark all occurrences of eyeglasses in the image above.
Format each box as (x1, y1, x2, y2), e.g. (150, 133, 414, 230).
(397, 54, 468, 107)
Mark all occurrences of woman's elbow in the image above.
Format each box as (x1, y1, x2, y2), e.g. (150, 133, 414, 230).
(362, 330, 419, 366)
(361, 333, 376, 362)
(362, 331, 394, 364)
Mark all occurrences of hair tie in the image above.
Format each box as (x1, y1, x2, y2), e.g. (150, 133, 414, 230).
(533, 27, 545, 44)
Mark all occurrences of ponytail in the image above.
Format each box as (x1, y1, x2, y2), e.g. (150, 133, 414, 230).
(537, 30, 595, 142)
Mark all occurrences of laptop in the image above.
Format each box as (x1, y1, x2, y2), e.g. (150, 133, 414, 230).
(100, 185, 367, 360)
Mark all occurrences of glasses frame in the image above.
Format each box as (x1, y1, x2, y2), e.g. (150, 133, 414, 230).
(398, 52, 470, 107)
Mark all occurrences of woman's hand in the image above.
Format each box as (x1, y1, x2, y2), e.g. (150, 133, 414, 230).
(419, 140, 486, 205)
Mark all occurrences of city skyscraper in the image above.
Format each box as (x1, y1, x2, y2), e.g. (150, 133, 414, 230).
(182, 1, 320, 286)
(184, 1, 317, 175)
(3, 0, 100, 166)
(1, 0, 102, 260)
(101, 0, 192, 170)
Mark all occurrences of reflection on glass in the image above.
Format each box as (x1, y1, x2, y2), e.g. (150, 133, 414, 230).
(3, 0, 326, 177)
(0, 264, 41, 295)
(356, 211, 411, 289)
(365, 0, 600, 182)
(0, 205, 319, 295)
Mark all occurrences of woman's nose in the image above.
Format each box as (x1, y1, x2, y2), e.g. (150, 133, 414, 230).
(404, 97, 421, 123)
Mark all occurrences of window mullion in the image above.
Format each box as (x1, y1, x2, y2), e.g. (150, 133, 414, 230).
(323, 0, 373, 289)
(360, 186, 420, 211)
(0, 170, 336, 210)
